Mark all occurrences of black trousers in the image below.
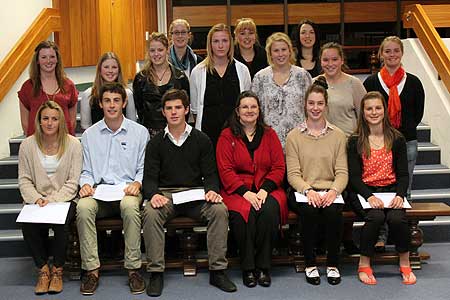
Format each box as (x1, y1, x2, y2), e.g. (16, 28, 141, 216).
(288, 191, 343, 267)
(21, 201, 77, 268)
(360, 208, 410, 257)
(228, 196, 280, 271)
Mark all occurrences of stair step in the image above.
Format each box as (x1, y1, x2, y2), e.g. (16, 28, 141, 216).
(0, 204, 21, 230)
(417, 142, 441, 165)
(417, 124, 431, 143)
(412, 165, 450, 190)
(0, 179, 21, 204)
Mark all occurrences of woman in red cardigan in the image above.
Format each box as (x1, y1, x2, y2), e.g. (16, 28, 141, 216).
(216, 90, 287, 288)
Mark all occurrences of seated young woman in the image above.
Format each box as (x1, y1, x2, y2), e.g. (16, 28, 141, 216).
(216, 91, 287, 288)
(347, 91, 416, 285)
(18, 101, 82, 295)
(286, 76, 348, 286)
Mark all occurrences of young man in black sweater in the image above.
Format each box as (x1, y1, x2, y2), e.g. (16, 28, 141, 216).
(142, 89, 236, 297)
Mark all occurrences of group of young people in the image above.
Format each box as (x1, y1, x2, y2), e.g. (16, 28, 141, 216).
(17, 16, 424, 297)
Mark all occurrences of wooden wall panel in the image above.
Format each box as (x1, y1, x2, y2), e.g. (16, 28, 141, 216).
(134, 0, 146, 61)
(231, 5, 284, 26)
(173, 6, 227, 27)
(111, 0, 137, 81)
(54, 0, 99, 67)
(98, 0, 113, 54)
(144, 0, 158, 34)
(80, 0, 100, 64)
(288, 3, 340, 24)
(344, 2, 397, 23)
(53, 0, 71, 66)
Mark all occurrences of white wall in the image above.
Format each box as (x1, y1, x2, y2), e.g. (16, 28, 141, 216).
(0, 0, 52, 159)
(402, 38, 450, 166)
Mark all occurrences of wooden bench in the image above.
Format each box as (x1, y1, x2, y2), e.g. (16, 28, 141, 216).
(66, 202, 450, 280)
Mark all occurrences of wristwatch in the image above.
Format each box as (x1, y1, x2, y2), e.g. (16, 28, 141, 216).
(304, 188, 313, 196)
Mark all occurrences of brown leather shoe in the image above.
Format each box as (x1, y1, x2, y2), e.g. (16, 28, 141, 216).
(35, 264, 50, 295)
(129, 270, 146, 294)
(48, 266, 63, 294)
(80, 272, 99, 295)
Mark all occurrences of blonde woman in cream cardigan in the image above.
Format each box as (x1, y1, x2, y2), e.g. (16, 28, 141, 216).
(18, 101, 82, 295)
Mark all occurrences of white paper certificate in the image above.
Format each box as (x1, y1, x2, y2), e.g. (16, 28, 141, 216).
(172, 188, 205, 205)
(16, 202, 71, 224)
(93, 183, 126, 202)
(357, 193, 411, 209)
(294, 191, 344, 204)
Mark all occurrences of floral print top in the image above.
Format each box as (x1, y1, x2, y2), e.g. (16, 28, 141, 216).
(251, 65, 312, 148)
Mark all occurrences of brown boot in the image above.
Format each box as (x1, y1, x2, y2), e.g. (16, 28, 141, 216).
(35, 264, 50, 295)
(48, 266, 63, 294)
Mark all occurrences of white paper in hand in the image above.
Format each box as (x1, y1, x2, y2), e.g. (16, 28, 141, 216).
(294, 191, 344, 204)
(172, 188, 205, 205)
(357, 193, 411, 209)
(93, 183, 127, 202)
(16, 202, 71, 224)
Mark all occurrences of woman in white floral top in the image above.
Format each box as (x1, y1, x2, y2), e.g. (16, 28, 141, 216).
(251, 32, 312, 148)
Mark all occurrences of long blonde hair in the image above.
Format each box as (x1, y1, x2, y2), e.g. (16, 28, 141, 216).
(203, 23, 234, 74)
(90, 52, 126, 107)
(34, 101, 68, 159)
(265, 32, 296, 66)
(141, 32, 170, 85)
(29, 41, 66, 97)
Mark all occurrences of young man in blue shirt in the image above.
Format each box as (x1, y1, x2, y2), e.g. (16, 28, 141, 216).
(77, 83, 149, 295)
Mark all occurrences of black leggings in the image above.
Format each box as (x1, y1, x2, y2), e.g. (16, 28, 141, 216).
(21, 201, 77, 268)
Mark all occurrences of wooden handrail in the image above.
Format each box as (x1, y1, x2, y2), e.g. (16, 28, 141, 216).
(403, 4, 450, 92)
(0, 8, 61, 103)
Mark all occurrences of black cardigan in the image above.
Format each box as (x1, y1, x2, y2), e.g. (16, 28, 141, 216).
(347, 134, 409, 200)
(363, 72, 425, 142)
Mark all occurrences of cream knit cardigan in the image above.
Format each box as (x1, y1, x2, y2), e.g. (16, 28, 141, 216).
(18, 135, 82, 204)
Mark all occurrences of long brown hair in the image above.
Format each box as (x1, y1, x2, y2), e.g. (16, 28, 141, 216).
(34, 101, 68, 159)
(29, 41, 66, 97)
(90, 52, 126, 107)
(355, 91, 401, 158)
(203, 23, 234, 74)
(141, 32, 170, 85)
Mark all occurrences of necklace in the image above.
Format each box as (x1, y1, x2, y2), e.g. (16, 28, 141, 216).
(44, 86, 60, 102)
(369, 136, 384, 148)
(155, 66, 170, 84)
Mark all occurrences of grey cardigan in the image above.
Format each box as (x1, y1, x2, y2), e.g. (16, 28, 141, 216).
(18, 135, 82, 204)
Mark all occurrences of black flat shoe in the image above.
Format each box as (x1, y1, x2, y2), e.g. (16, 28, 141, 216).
(210, 270, 237, 293)
(242, 271, 257, 288)
(326, 267, 341, 285)
(257, 270, 271, 287)
(147, 272, 163, 297)
(305, 267, 320, 285)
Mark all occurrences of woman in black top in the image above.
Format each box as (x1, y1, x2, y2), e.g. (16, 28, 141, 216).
(292, 19, 322, 78)
(347, 91, 415, 285)
(233, 18, 268, 79)
(190, 23, 251, 147)
(133, 32, 189, 137)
